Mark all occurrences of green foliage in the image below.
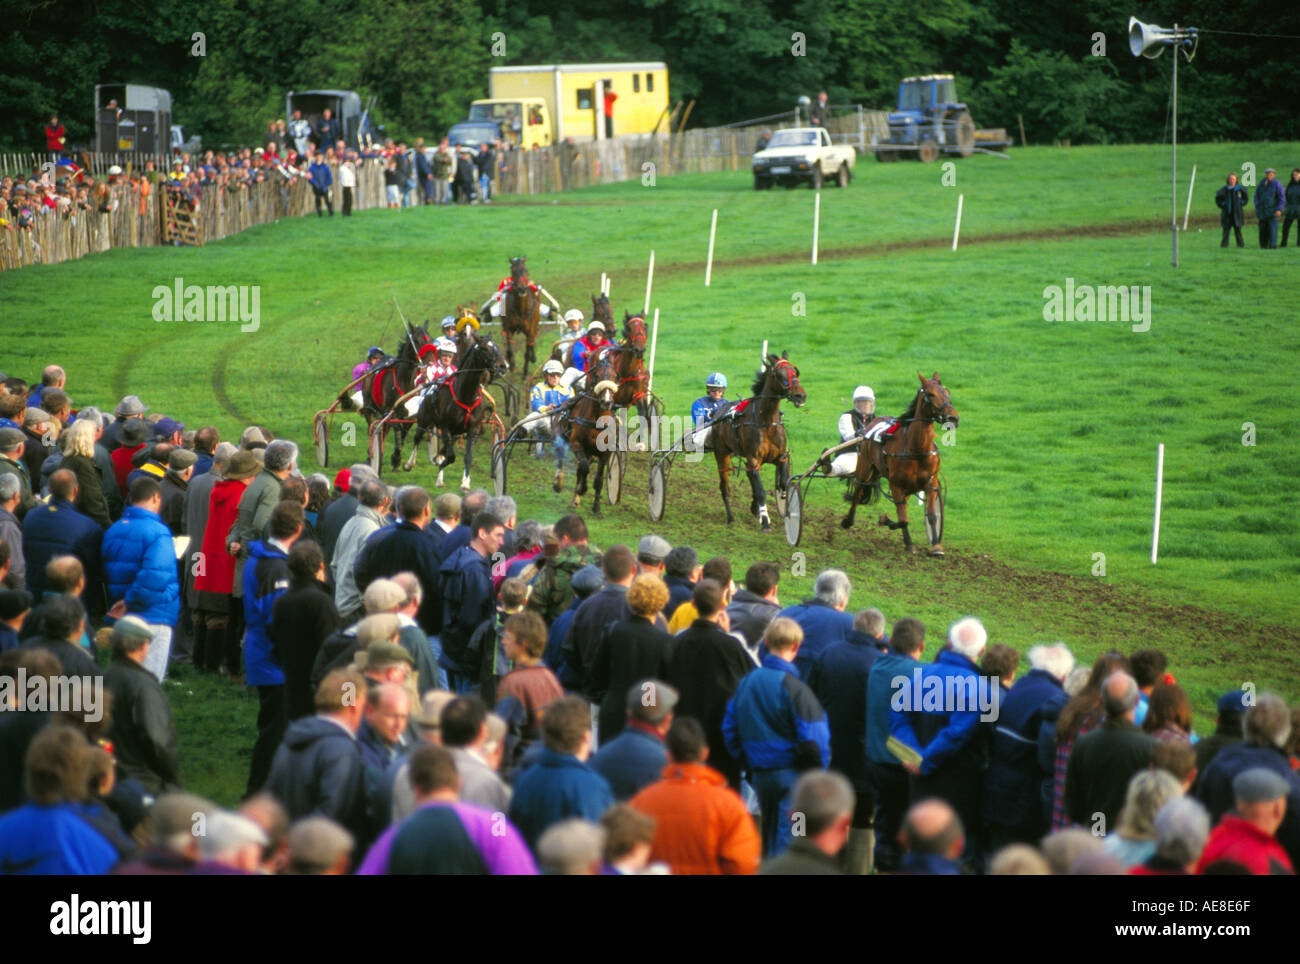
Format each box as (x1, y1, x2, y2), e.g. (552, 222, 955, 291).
(971, 40, 1128, 144)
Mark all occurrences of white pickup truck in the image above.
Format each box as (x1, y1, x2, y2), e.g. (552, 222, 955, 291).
(751, 127, 856, 190)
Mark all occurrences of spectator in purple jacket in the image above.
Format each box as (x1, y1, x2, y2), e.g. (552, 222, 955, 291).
(356, 744, 537, 874)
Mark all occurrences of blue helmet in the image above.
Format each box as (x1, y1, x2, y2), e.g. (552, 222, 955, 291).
(368, 346, 383, 357)
(706, 372, 727, 389)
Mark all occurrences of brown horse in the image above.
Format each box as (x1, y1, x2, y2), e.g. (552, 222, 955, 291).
(538, 293, 612, 379)
(842, 372, 958, 555)
(712, 352, 806, 530)
(337, 321, 435, 467)
(501, 256, 539, 376)
(403, 334, 508, 490)
(556, 347, 620, 516)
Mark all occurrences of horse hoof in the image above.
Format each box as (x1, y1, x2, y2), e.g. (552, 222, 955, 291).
(929, 545, 946, 557)
(904, 544, 917, 554)
(553, 472, 563, 493)
(877, 515, 892, 527)
(840, 517, 854, 530)
(760, 518, 772, 532)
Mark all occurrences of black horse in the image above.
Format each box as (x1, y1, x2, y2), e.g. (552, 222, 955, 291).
(403, 334, 508, 491)
(338, 321, 435, 468)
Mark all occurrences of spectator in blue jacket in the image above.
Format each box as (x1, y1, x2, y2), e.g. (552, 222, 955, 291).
(806, 607, 887, 873)
(438, 510, 505, 692)
(889, 616, 994, 868)
(900, 799, 965, 875)
(1195, 693, 1300, 869)
(982, 643, 1074, 858)
(242, 500, 304, 798)
(1215, 172, 1249, 247)
(508, 696, 614, 849)
(723, 617, 830, 857)
(1254, 167, 1285, 249)
(308, 156, 333, 216)
(0, 725, 121, 875)
(102, 477, 180, 682)
(590, 679, 677, 800)
(21, 469, 101, 601)
(865, 618, 926, 867)
(774, 569, 854, 678)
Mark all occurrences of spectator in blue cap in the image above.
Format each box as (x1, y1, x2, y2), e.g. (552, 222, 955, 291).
(1195, 690, 1251, 777)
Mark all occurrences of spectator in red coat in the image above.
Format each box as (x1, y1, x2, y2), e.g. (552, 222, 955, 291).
(111, 420, 152, 497)
(45, 115, 66, 154)
(1196, 769, 1296, 875)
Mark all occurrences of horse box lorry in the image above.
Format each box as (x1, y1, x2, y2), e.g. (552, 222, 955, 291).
(474, 62, 669, 147)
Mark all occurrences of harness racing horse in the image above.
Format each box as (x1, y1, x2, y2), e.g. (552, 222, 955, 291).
(538, 292, 613, 380)
(711, 352, 806, 530)
(337, 320, 435, 467)
(501, 256, 540, 377)
(404, 335, 509, 491)
(555, 347, 620, 515)
(842, 372, 958, 555)
(603, 311, 655, 450)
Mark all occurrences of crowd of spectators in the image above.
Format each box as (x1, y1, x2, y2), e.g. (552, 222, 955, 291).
(0, 361, 1296, 876)
(5, 112, 521, 242)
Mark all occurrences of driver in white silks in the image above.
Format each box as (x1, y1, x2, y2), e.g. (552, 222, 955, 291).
(827, 385, 878, 476)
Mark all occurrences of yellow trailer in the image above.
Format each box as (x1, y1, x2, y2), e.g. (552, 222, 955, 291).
(486, 62, 669, 144)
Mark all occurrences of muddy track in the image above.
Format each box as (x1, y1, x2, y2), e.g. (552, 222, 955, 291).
(210, 339, 254, 425)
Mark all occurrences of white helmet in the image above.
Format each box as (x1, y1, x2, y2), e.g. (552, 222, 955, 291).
(587, 320, 605, 332)
(853, 385, 875, 402)
(439, 343, 457, 355)
(564, 309, 584, 324)
(542, 359, 564, 375)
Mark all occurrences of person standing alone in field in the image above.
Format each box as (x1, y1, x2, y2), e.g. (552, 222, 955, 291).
(1216, 172, 1248, 248)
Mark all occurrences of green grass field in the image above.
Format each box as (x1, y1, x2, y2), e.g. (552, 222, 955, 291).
(4, 143, 1297, 804)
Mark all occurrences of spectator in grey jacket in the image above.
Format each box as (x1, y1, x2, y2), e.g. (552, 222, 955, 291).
(331, 479, 389, 624)
(0, 475, 25, 589)
(440, 696, 512, 812)
(228, 439, 297, 599)
(726, 561, 782, 658)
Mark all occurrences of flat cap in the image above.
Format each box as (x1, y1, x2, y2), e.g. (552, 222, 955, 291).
(637, 533, 672, 563)
(1232, 768, 1290, 804)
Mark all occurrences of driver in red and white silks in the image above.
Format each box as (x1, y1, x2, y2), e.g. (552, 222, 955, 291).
(561, 320, 608, 389)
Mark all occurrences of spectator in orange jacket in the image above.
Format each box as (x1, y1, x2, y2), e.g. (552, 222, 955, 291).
(629, 716, 760, 875)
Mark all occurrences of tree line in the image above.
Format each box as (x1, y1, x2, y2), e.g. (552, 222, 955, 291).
(4, 0, 1297, 152)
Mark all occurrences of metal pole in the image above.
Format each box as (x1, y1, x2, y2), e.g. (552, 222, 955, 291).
(1172, 27, 1179, 268)
(811, 191, 820, 265)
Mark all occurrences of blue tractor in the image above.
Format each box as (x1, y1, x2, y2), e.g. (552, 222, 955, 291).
(873, 74, 1007, 163)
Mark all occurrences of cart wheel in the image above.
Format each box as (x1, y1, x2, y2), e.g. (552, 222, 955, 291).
(313, 414, 328, 468)
(784, 482, 804, 547)
(648, 460, 667, 521)
(774, 478, 789, 518)
(368, 423, 384, 477)
(926, 477, 946, 545)
(491, 442, 507, 497)
(606, 449, 624, 505)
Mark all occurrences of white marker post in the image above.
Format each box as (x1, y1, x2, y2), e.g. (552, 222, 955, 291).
(600, 272, 607, 296)
(1182, 164, 1197, 232)
(644, 249, 655, 315)
(647, 308, 660, 393)
(761, 339, 768, 363)
(952, 193, 964, 251)
(705, 209, 718, 287)
(812, 192, 821, 265)
(1151, 443, 1165, 564)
